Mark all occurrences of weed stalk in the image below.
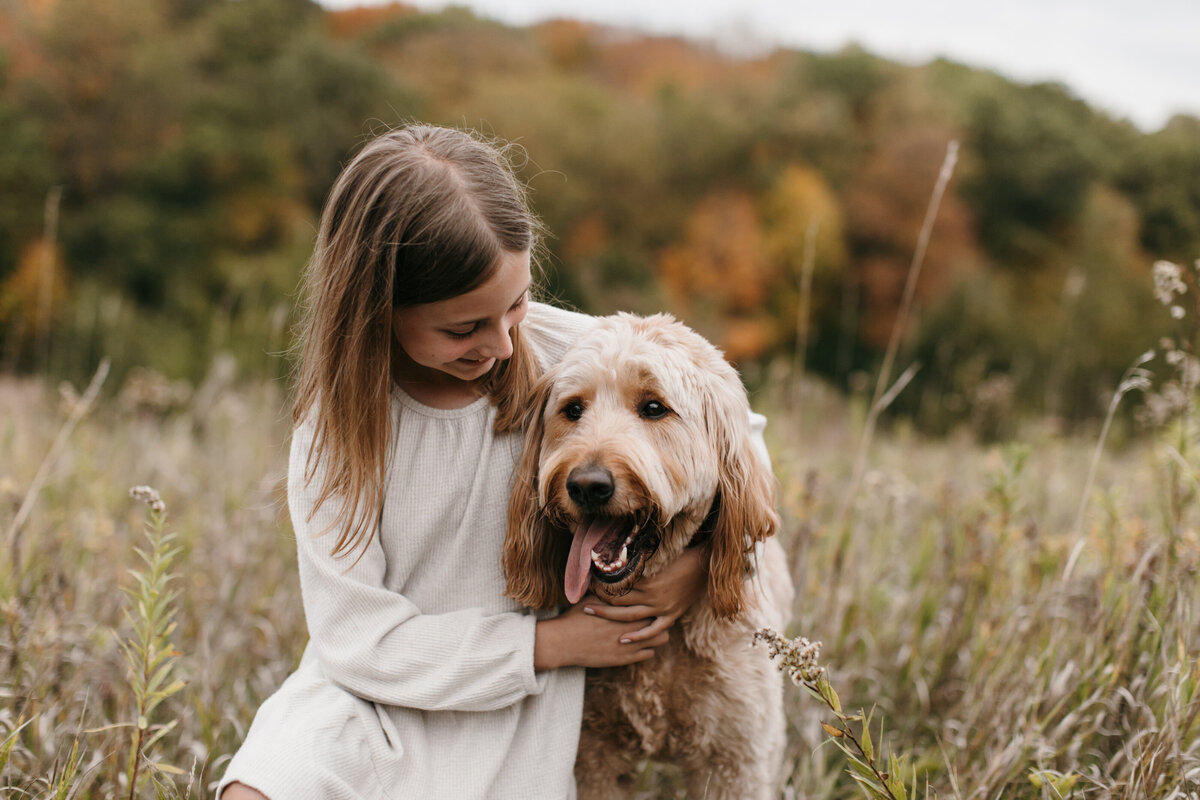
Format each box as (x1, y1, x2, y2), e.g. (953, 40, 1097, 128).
(121, 486, 186, 800)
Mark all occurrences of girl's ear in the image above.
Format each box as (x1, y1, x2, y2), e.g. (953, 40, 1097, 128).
(503, 376, 569, 609)
(705, 381, 780, 619)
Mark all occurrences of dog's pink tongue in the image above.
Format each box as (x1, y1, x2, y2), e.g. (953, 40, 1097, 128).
(565, 518, 618, 604)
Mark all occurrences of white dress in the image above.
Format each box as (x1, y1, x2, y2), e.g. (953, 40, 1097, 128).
(218, 303, 596, 799)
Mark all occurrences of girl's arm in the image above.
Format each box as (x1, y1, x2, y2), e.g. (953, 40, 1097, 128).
(291, 422, 550, 714)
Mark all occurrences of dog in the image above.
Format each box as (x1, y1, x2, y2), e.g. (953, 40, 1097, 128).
(504, 312, 794, 799)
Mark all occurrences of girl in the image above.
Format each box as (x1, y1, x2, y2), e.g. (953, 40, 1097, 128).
(218, 124, 708, 799)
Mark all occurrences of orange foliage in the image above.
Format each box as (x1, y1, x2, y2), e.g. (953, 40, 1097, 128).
(0, 239, 68, 337)
(564, 214, 610, 264)
(1, 0, 53, 83)
(844, 130, 979, 348)
(719, 317, 773, 364)
(658, 190, 783, 360)
(325, 2, 418, 39)
(535, 19, 599, 71)
(763, 164, 847, 276)
(658, 189, 771, 312)
(590, 35, 781, 96)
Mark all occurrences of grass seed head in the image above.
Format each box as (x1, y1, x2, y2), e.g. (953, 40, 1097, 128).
(753, 627, 825, 685)
(128, 485, 165, 515)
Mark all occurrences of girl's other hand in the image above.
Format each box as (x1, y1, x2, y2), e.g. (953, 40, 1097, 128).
(534, 600, 668, 670)
(581, 545, 708, 643)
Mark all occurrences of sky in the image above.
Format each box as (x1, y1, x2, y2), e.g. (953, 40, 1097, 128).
(319, 0, 1200, 132)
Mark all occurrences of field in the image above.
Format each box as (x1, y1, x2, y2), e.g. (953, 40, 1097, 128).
(2, 351, 1198, 799)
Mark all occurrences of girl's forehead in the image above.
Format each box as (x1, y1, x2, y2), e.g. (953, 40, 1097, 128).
(405, 250, 531, 322)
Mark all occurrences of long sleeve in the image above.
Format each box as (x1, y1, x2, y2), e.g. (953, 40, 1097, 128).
(290, 419, 548, 713)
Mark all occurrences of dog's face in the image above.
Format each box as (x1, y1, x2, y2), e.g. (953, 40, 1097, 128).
(504, 313, 778, 617)
(537, 315, 728, 603)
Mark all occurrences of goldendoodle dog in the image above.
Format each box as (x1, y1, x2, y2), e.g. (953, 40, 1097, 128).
(504, 312, 794, 799)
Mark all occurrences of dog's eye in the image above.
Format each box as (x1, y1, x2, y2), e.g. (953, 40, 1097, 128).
(562, 401, 584, 421)
(639, 400, 670, 419)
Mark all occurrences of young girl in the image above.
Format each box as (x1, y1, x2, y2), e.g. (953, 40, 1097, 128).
(218, 124, 708, 799)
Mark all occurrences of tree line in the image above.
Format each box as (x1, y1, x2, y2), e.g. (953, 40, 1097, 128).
(1, 0, 1198, 430)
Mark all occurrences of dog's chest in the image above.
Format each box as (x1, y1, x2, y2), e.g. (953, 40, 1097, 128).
(583, 640, 723, 758)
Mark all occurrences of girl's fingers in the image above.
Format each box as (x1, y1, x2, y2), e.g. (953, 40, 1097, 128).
(604, 588, 648, 606)
(620, 616, 672, 643)
(583, 602, 655, 622)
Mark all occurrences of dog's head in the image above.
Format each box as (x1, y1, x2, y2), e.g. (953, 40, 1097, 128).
(503, 313, 778, 618)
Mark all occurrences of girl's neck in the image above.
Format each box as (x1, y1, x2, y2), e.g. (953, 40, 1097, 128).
(392, 352, 487, 410)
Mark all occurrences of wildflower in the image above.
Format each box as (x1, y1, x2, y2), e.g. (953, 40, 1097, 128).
(129, 485, 165, 515)
(1153, 260, 1187, 306)
(752, 627, 825, 685)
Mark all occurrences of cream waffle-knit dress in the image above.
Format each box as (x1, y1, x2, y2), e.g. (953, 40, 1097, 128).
(217, 302, 596, 799)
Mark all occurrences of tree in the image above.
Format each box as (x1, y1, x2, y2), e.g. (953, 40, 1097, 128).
(843, 129, 979, 348)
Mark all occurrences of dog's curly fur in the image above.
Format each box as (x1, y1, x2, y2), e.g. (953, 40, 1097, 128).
(504, 312, 794, 799)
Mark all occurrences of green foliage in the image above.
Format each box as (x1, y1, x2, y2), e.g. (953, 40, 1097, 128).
(0, 104, 55, 280)
(1117, 116, 1200, 261)
(958, 80, 1103, 266)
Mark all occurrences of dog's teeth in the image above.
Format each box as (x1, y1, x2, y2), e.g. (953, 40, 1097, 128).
(619, 545, 628, 563)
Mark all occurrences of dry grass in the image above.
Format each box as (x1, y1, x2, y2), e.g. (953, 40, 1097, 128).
(1, 350, 1199, 797)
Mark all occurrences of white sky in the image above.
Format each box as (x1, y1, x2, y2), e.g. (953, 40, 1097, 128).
(319, 0, 1200, 132)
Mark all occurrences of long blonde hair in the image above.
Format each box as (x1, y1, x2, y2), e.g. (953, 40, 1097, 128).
(292, 124, 544, 558)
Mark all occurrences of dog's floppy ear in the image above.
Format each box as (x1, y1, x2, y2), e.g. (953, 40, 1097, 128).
(503, 375, 569, 610)
(705, 373, 780, 619)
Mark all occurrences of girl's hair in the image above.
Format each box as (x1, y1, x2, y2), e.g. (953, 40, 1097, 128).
(292, 123, 544, 559)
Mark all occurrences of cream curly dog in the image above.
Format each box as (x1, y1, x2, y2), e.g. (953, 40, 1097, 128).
(504, 312, 794, 799)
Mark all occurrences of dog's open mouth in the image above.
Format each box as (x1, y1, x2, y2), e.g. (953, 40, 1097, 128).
(564, 516, 655, 603)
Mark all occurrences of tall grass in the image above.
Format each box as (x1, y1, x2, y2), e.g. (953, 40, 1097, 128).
(759, 249, 1200, 797)
(1, 268, 1199, 798)
(0, 371, 302, 797)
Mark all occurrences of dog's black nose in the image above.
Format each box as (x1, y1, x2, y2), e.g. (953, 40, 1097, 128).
(566, 465, 615, 509)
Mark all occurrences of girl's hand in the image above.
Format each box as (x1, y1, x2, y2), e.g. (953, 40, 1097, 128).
(534, 600, 669, 669)
(582, 545, 708, 643)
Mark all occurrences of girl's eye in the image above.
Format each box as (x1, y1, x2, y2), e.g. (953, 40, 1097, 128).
(445, 327, 477, 339)
(563, 401, 584, 422)
(639, 400, 669, 419)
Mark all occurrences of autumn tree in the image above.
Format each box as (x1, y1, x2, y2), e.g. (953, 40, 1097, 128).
(843, 128, 979, 348)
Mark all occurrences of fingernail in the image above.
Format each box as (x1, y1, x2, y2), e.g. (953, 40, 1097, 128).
(583, 607, 595, 615)
(619, 637, 631, 644)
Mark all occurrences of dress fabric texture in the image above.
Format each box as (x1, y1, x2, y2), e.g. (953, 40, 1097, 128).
(217, 302, 596, 800)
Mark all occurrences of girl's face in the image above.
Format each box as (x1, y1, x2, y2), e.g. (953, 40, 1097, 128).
(392, 249, 532, 388)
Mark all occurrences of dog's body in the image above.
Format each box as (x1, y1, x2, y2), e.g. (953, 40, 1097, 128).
(504, 313, 794, 799)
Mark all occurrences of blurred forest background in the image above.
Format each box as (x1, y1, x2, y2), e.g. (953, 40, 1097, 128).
(1, 0, 1199, 432)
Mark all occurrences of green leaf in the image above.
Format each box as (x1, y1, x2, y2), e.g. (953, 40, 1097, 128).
(1053, 773, 1081, 794)
(0, 716, 35, 776)
(818, 674, 842, 713)
(149, 760, 187, 776)
(144, 719, 180, 750)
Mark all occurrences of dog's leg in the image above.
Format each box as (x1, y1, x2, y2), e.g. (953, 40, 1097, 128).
(574, 724, 641, 800)
(677, 659, 787, 800)
(575, 677, 647, 800)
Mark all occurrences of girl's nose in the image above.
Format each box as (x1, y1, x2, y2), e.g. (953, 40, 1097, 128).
(478, 324, 514, 360)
